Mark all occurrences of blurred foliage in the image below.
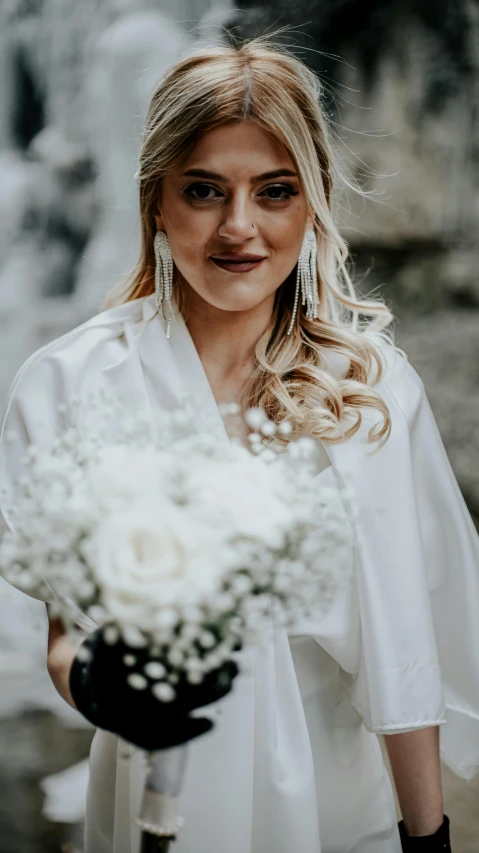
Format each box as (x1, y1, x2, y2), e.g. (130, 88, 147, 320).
(3, 0, 44, 20)
(228, 0, 475, 110)
(12, 52, 46, 148)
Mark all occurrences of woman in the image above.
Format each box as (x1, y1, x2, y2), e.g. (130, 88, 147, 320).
(1, 39, 478, 853)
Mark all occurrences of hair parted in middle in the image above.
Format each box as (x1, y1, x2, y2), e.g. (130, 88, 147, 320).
(103, 37, 401, 450)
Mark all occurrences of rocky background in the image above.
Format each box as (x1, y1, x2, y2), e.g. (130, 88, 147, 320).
(0, 1, 477, 851)
(231, 0, 479, 518)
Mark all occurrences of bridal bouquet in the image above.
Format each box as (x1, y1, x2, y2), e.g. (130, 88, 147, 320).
(0, 391, 354, 847)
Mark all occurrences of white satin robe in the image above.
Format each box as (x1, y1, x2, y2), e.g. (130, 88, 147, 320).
(1, 293, 478, 853)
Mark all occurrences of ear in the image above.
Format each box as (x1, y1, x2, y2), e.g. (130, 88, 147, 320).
(306, 213, 315, 232)
(154, 211, 164, 232)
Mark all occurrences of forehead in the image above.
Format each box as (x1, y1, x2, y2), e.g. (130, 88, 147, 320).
(178, 121, 296, 177)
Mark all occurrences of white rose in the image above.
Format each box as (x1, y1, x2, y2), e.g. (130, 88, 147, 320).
(187, 456, 292, 548)
(81, 501, 224, 631)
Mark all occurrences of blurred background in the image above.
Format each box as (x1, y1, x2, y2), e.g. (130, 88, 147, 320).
(0, 1, 477, 850)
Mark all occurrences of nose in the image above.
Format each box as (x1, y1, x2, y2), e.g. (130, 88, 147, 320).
(217, 190, 257, 242)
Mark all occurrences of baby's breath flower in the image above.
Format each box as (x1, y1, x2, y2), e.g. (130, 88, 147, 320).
(103, 625, 120, 645)
(168, 648, 184, 667)
(0, 389, 353, 705)
(121, 626, 148, 648)
(127, 673, 148, 690)
(76, 645, 93, 663)
(198, 630, 216, 649)
(155, 609, 177, 630)
(144, 661, 167, 679)
(152, 682, 176, 702)
(244, 408, 266, 429)
(260, 421, 276, 437)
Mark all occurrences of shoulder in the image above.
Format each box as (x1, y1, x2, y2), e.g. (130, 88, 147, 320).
(366, 332, 426, 424)
(318, 331, 426, 426)
(2, 298, 145, 421)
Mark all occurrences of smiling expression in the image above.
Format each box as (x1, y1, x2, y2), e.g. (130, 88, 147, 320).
(154, 120, 313, 315)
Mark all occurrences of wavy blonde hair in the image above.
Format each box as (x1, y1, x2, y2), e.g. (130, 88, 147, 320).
(103, 38, 398, 448)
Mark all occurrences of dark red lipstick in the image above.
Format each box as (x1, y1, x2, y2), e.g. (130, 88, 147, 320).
(210, 252, 267, 273)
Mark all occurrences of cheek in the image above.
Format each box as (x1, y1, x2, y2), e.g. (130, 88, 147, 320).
(169, 238, 210, 286)
(163, 207, 212, 270)
(269, 195, 307, 234)
(268, 203, 307, 262)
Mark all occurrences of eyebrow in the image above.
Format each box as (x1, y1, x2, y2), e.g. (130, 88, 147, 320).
(180, 168, 298, 183)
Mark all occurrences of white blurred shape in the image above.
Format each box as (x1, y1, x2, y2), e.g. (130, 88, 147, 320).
(72, 11, 190, 320)
(196, 3, 233, 44)
(40, 759, 90, 823)
(0, 153, 36, 265)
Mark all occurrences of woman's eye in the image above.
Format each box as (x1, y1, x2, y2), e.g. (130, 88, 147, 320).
(183, 183, 221, 201)
(260, 184, 299, 200)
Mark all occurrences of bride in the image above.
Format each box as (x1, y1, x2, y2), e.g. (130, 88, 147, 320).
(1, 39, 478, 853)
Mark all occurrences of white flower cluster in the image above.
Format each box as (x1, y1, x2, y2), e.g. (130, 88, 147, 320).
(0, 392, 354, 701)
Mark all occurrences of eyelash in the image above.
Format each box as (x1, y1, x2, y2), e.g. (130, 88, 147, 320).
(182, 182, 299, 202)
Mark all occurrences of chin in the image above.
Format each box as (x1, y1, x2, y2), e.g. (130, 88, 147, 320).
(202, 281, 276, 313)
(205, 294, 269, 314)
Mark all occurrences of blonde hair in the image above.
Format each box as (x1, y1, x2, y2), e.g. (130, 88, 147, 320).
(103, 38, 398, 448)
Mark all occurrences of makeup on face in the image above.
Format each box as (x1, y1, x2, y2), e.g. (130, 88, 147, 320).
(155, 121, 312, 314)
(209, 252, 267, 274)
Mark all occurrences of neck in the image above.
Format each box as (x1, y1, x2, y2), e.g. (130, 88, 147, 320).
(182, 286, 275, 406)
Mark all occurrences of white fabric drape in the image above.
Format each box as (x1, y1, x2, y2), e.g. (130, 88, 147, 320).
(1, 292, 478, 853)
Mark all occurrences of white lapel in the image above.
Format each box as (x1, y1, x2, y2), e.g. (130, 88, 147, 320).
(99, 294, 230, 447)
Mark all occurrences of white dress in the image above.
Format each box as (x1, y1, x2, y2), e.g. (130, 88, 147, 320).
(1, 293, 478, 853)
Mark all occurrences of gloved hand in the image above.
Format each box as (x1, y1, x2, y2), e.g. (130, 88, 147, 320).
(398, 815, 451, 852)
(69, 626, 239, 751)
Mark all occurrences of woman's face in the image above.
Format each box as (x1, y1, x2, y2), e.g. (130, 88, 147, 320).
(154, 120, 312, 315)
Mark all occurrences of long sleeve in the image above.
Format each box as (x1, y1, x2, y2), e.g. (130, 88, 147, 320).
(0, 306, 131, 602)
(324, 345, 479, 780)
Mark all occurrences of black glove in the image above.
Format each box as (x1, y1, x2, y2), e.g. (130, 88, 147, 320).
(398, 815, 451, 852)
(69, 626, 239, 751)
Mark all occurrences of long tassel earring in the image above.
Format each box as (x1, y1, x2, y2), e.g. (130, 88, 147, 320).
(287, 229, 320, 336)
(154, 231, 174, 338)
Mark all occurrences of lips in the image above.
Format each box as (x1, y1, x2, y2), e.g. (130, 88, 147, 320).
(210, 253, 267, 273)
